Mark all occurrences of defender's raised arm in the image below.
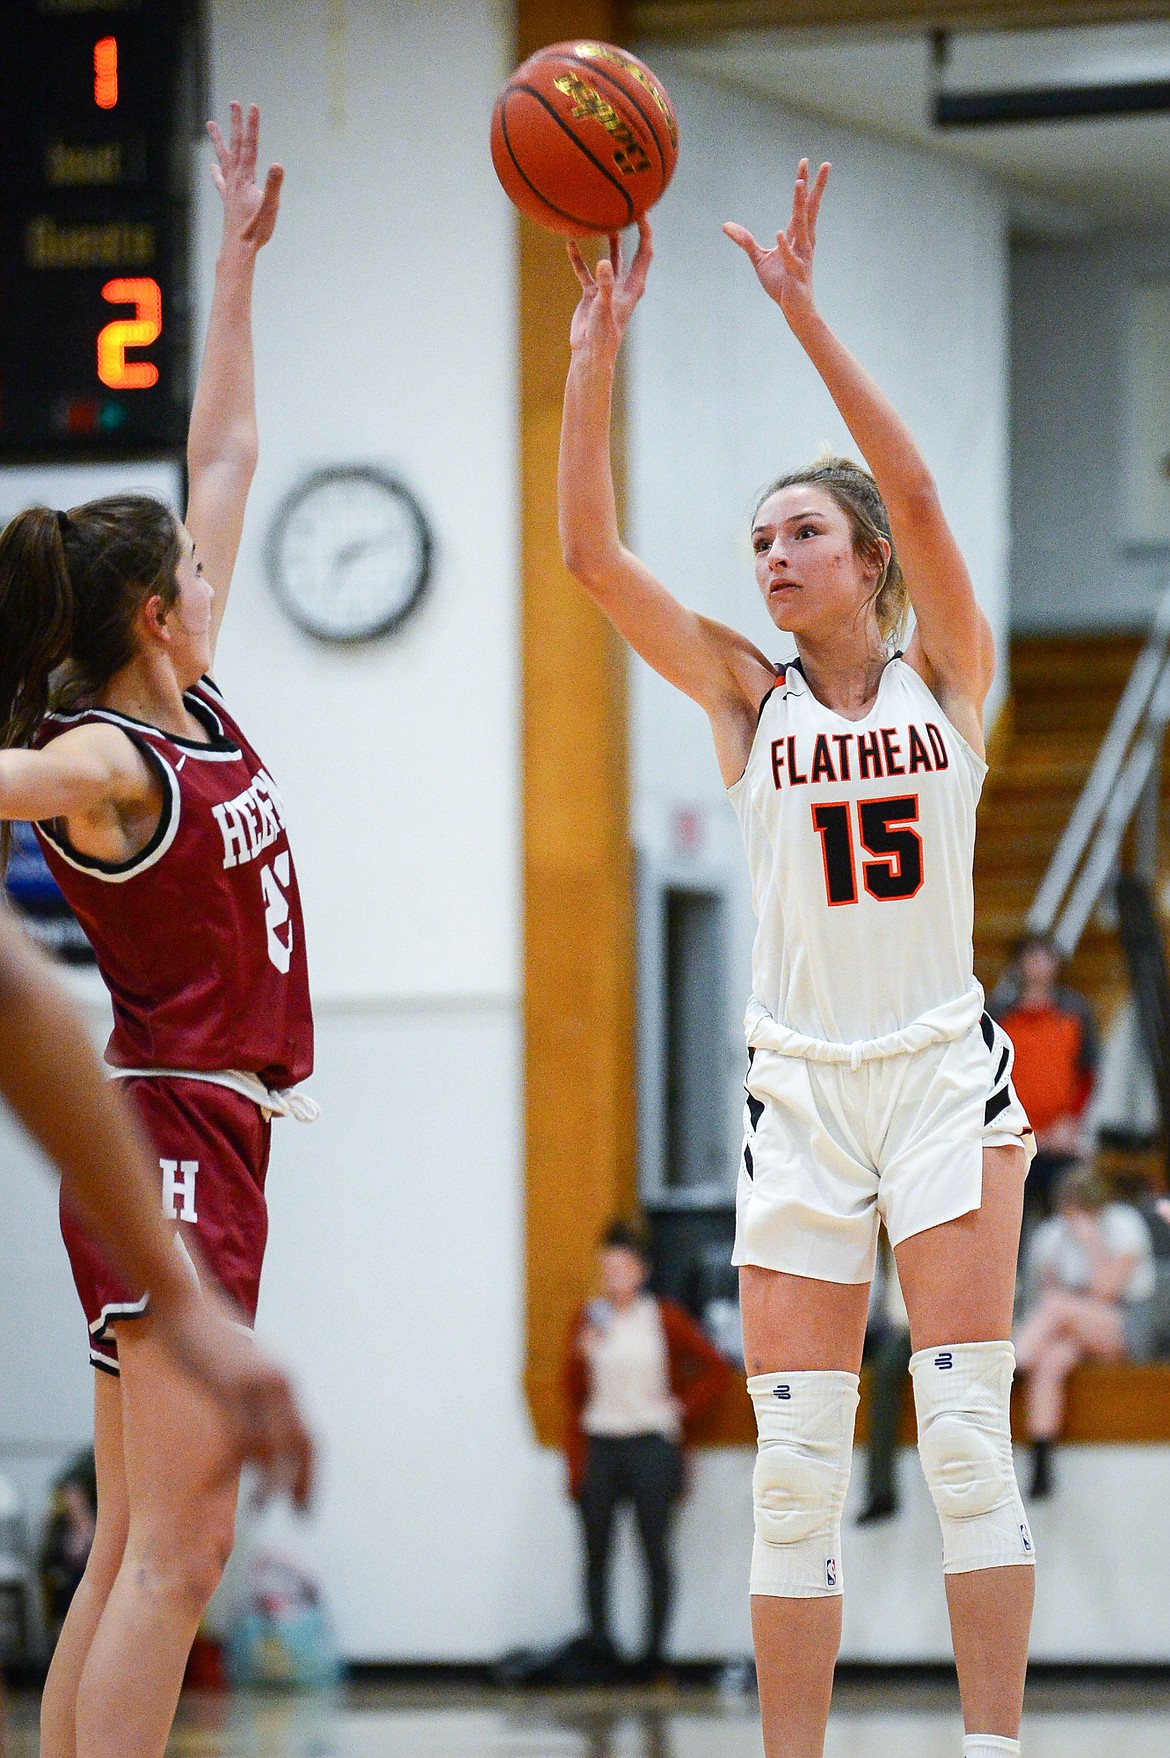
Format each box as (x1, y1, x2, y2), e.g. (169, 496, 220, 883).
(186, 102, 284, 655)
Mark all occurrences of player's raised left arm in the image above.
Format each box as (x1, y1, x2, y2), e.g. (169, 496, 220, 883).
(725, 160, 995, 740)
(186, 102, 283, 657)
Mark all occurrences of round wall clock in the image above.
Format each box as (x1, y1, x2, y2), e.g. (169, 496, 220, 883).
(265, 464, 433, 643)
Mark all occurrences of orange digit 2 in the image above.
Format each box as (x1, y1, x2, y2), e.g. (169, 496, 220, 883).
(97, 277, 162, 389)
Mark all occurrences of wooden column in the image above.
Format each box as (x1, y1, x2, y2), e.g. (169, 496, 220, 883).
(516, 0, 637, 1444)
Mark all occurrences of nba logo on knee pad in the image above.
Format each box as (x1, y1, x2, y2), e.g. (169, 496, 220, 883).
(161, 1158, 199, 1224)
(772, 1383, 792, 1400)
(825, 1557, 837, 1589)
(1020, 1523, 1033, 1554)
(934, 1351, 953, 1370)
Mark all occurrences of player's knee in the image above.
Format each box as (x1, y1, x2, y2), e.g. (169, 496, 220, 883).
(911, 1341, 1035, 1574)
(130, 1509, 236, 1615)
(748, 1370, 859, 1598)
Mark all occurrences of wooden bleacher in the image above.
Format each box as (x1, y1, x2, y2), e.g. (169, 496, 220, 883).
(692, 1363, 1170, 1448)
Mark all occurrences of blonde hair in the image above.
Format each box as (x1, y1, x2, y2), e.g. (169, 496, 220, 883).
(754, 455, 909, 647)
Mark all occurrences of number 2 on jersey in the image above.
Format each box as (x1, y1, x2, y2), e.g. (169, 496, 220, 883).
(261, 852, 294, 973)
(812, 796, 923, 906)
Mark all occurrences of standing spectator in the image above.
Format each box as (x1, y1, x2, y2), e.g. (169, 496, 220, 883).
(40, 1453, 98, 1647)
(989, 933, 1099, 1217)
(563, 1221, 731, 1681)
(1015, 1165, 1155, 1497)
(856, 1237, 912, 1524)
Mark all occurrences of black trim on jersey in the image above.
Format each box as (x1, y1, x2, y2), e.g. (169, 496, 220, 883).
(743, 1142, 754, 1180)
(994, 1043, 1010, 1085)
(754, 666, 788, 729)
(985, 1087, 1012, 1126)
(37, 735, 177, 878)
(90, 1352, 120, 1377)
(980, 1012, 995, 1053)
(747, 1093, 764, 1132)
(43, 691, 240, 757)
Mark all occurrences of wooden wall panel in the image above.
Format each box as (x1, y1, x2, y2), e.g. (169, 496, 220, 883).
(517, 0, 639, 1446)
(632, 1, 1170, 36)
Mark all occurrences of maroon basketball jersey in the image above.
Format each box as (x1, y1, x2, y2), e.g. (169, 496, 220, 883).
(33, 679, 312, 1089)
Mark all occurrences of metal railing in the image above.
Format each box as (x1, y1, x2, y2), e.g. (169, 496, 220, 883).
(1027, 588, 1170, 958)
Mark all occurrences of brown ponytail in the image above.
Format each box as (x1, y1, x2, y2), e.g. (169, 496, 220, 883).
(0, 507, 75, 754)
(0, 493, 180, 754)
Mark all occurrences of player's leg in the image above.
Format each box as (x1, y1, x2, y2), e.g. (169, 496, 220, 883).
(72, 1318, 240, 1758)
(894, 1144, 1033, 1749)
(40, 1371, 129, 1758)
(741, 1265, 870, 1758)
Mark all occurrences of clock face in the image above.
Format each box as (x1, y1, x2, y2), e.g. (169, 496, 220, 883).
(266, 466, 433, 644)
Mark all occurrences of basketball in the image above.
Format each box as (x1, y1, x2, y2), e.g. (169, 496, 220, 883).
(491, 40, 679, 238)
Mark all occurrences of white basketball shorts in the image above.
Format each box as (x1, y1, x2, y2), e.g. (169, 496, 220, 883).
(733, 1013, 1033, 1285)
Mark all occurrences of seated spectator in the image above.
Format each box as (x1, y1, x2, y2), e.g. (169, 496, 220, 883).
(1016, 1165, 1155, 1498)
(989, 932, 1099, 1218)
(562, 1220, 731, 1681)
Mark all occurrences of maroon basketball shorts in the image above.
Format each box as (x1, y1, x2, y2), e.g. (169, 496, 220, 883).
(60, 1076, 273, 1374)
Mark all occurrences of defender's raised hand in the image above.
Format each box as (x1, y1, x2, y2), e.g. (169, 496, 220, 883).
(207, 101, 283, 249)
(723, 157, 829, 328)
(567, 218, 653, 360)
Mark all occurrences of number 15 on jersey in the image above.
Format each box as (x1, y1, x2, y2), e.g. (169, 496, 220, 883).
(812, 795, 924, 906)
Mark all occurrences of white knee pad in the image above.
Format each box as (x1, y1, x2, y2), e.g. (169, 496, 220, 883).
(748, 1370, 859, 1598)
(911, 1341, 1035, 1574)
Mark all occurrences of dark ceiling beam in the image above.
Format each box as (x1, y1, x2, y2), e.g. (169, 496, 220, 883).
(631, 1, 1170, 38)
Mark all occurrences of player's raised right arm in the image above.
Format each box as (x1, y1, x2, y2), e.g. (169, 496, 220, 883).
(558, 224, 773, 725)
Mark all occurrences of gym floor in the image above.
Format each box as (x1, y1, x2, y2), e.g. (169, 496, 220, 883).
(5, 1676, 1170, 1757)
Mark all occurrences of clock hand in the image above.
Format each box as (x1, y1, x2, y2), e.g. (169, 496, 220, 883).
(334, 531, 396, 572)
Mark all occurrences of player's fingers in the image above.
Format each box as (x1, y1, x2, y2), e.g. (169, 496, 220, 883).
(791, 160, 811, 249)
(566, 241, 594, 290)
(630, 216, 653, 283)
(210, 165, 226, 195)
(608, 232, 622, 277)
(241, 102, 260, 178)
(228, 100, 243, 158)
(722, 221, 763, 262)
(806, 161, 830, 239)
(774, 231, 803, 276)
(206, 119, 227, 163)
(594, 258, 615, 300)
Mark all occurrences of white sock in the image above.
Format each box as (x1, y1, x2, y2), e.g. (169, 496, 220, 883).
(963, 1738, 1020, 1756)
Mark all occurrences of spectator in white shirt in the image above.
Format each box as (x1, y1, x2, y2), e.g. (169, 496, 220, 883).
(1016, 1164, 1155, 1497)
(562, 1221, 730, 1680)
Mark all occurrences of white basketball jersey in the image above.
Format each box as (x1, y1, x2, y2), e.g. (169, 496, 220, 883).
(728, 657, 986, 1046)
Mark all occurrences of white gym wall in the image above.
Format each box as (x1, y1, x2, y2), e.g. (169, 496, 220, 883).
(1, 1, 1167, 1664)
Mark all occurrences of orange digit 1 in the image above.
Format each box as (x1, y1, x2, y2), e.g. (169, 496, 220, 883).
(94, 36, 118, 109)
(97, 278, 162, 389)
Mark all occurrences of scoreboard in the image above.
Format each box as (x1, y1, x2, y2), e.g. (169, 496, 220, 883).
(0, 0, 192, 460)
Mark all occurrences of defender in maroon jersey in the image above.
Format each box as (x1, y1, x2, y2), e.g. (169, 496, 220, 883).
(0, 106, 308, 1758)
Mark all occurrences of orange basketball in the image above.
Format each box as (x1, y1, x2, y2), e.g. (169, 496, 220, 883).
(491, 40, 679, 238)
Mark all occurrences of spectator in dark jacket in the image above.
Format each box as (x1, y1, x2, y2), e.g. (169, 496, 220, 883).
(989, 932, 1099, 1217)
(562, 1221, 731, 1679)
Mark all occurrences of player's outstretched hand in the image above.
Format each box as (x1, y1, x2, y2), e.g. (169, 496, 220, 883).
(567, 218, 652, 361)
(207, 101, 283, 249)
(167, 1282, 316, 1508)
(723, 157, 829, 330)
